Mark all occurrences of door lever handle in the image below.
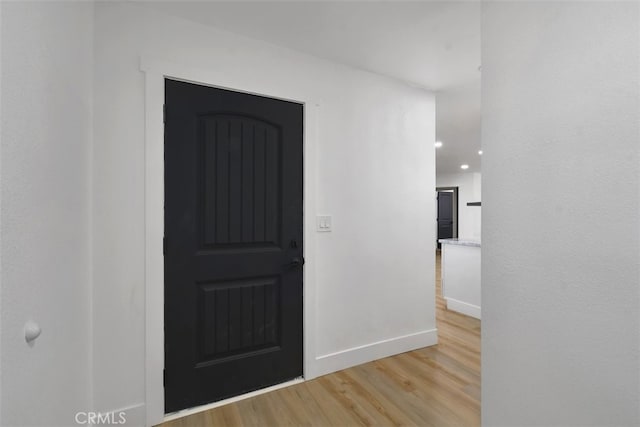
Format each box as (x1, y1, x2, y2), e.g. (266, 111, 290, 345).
(287, 257, 305, 269)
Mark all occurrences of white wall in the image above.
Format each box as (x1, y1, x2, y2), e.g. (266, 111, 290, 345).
(437, 172, 481, 239)
(482, 2, 639, 425)
(441, 244, 481, 319)
(0, 2, 94, 426)
(93, 2, 436, 419)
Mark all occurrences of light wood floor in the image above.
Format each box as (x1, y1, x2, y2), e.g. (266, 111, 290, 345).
(160, 251, 481, 426)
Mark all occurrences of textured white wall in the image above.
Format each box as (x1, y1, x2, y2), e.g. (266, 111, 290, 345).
(93, 2, 436, 417)
(482, 2, 640, 425)
(436, 172, 481, 239)
(0, 2, 93, 426)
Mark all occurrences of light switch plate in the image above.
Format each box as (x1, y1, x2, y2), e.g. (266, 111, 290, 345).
(316, 215, 332, 232)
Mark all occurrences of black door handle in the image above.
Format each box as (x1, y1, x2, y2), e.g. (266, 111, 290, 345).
(287, 257, 305, 269)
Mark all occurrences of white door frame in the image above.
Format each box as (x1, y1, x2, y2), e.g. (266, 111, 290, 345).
(140, 57, 319, 426)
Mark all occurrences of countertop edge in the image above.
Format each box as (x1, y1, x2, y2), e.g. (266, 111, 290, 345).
(438, 238, 481, 247)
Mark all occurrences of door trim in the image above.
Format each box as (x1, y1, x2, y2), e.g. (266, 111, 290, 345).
(141, 57, 319, 426)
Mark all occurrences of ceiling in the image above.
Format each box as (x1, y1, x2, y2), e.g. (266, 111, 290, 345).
(436, 79, 481, 174)
(138, 0, 482, 175)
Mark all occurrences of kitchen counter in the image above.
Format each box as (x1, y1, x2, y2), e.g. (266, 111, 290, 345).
(439, 238, 481, 319)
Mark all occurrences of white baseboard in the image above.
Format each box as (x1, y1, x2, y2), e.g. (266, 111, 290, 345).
(91, 403, 145, 427)
(445, 297, 481, 319)
(313, 328, 438, 378)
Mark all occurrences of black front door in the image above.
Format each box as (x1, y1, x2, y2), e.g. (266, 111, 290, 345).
(164, 79, 304, 413)
(437, 191, 454, 247)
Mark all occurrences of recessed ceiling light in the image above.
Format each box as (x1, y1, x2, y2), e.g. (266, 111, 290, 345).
(478, 150, 483, 155)
(460, 164, 469, 170)
(435, 141, 443, 148)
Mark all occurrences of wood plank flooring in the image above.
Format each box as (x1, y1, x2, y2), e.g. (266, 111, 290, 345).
(160, 251, 481, 426)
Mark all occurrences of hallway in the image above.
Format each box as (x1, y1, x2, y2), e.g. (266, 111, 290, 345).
(161, 251, 481, 426)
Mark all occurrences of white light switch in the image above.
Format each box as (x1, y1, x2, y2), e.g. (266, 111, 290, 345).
(316, 215, 332, 232)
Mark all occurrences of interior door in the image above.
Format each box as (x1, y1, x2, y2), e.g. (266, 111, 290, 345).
(164, 79, 304, 413)
(437, 191, 454, 246)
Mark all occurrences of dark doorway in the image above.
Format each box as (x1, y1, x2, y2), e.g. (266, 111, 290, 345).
(436, 187, 458, 248)
(164, 79, 304, 413)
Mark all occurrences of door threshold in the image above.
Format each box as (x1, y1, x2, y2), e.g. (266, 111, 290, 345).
(163, 378, 305, 423)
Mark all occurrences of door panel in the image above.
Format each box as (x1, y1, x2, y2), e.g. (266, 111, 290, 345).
(200, 115, 281, 249)
(197, 276, 280, 362)
(437, 191, 454, 243)
(164, 79, 303, 413)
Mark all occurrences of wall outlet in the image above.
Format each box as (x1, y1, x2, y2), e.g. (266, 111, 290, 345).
(316, 215, 332, 232)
